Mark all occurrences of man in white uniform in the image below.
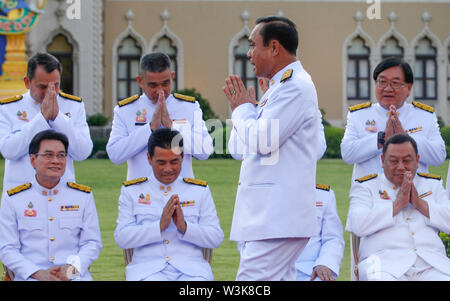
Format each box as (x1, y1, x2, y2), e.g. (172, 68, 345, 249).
(223, 16, 320, 281)
(0, 130, 102, 281)
(346, 133, 450, 281)
(341, 57, 445, 182)
(0, 53, 93, 194)
(114, 128, 223, 281)
(107, 52, 213, 180)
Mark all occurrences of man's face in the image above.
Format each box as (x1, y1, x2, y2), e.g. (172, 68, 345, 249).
(24, 66, 61, 103)
(147, 146, 183, 185)
(375, 66, 412, 110)
(30, 139, 67, 185)
(137, 69, 174, 104)
(381, 142, 419, 186)
(247, 23, 273, 78)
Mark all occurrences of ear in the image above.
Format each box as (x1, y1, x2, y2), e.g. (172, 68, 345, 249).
(171, 71, 175, 80)
(24, 77, 31, 90)
(30, 154, 37, 170)
(405, 83, 413, 97)
(136, 75, 143, 89)
(147, 152, 153, 166)
(270, 40, 281, 57)
(381, 154, 385, 166)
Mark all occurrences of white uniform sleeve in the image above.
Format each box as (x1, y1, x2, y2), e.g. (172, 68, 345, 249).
(227, 126, 244, 160)
(49, 101, 93, 161)
(314, 189, 345, 277)
(114, 187, 162, 249)
(179, 186, 224, 249)
(106, 106, 152, 164)
(340, 111, 380, 164)
(316, 110, 327, 160)
(346, 181, 395, 237)
(76, 192, 102, 277)
(0, 107, 50, 160)
(427, 180, 450, 233)
(0, 195, 41, 280)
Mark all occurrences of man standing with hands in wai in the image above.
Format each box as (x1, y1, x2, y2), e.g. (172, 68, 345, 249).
(223, 16, 320, 281)
(0, 53, 93, 195)
(341, 57, 446, 182)
(107, 52, 213, 181)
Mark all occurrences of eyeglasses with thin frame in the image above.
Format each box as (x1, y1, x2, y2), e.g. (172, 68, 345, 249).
(34, 152, 67, 160)
(375, 79, 407, 90)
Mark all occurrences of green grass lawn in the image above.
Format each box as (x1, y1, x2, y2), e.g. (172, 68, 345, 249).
(0, 158, 448, 281)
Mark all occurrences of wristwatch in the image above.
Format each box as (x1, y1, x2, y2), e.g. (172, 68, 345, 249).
(378, 131, 385, 146)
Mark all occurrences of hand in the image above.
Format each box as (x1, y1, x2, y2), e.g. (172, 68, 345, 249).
(172, 195, 187, 234)
(31, 269, 61, 281)
(160, 194, 177, 232)
(49, 265, 78, 281)
(41, 82, 59, 121)
(393, 171, 412, 216)
(258, 77, 270, 94)
(410, 184, 430, 218)
(160, 96, 173, 128)
(150, 91, 164, 131)
(311, 265, 335, 281)
(389, 105, 405, 135)
(384, 106, 397, 140)
(223, 75, 256, 111)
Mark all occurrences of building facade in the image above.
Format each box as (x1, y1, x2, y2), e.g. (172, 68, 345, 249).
(24, 0, 450, 126)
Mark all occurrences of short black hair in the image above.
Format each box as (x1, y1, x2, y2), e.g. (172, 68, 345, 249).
(140, 52, 171, 76)
(27, 53, 62, 81)
(147, 128, 183, 158)
(382, 133, 418, 156)
(29, 130, 69, 155)
(373, 57, 414, 84)
(255, 16, 298, 55)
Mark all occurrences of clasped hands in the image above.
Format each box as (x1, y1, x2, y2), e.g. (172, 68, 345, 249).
(150, 91, 172, 131)
(31, 264, 79, 281)
(160, 194, 187, 234)
(393, 171, 429, 217)
(40, 82, 59, 121)
(379, 105, 406, 148)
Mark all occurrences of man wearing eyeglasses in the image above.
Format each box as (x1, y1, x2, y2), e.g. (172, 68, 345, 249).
(0, 130, 102, 281)
(341, 57, 446, 182)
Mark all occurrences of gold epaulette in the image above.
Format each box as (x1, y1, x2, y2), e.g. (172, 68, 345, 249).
(280, 69, 293, 82)
(7, 183, 31, 196)
(59, 91, 82, 102)
(173, 93, 195, 103)
(183, 177, 207, 187)
(123, 177, 148, 187)
(417, 172, 441, 180)
(67, 182, 91, 193)
(316, 183, 330, 191)
(118, 94, 139, 107)
(0, 95, 23, 105)
(355, 174, 377, 183)
(412, 101, 434, 113)
(349, 102, 371, 112)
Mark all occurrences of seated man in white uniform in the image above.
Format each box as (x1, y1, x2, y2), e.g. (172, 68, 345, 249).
(346, 133, 450, 281)
(114, 128, 223, 281)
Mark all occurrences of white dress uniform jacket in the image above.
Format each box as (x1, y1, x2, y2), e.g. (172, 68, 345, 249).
(341, 102, 446, 181)
(107, 93, 214, 180)
(229, 61, 320, 241)
(295, 186, 345, 279)
(114, 174, 223, 281)
(346, 172, 450, 279)
(0, 178, 102, 281)
(0, 91, 93, 193)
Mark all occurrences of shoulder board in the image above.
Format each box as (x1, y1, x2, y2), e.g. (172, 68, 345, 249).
(67, 182, 91, 193)
(316, 183, 330, 191)
(349, 102, 371, 112)
(417, 172, 441, 180)
(173, 93, 195, 103)
(118, 94, 139, 107)
(412, 101, 434, 113)
(123, 177, 148, 187)
(355, 173, 378, 183)
(0, 95, 23, 105)
(59, 91, 82, 102)
(7, 183, 31, 196)
(183, 177, 207, 187)
(280, 69, 293, 83)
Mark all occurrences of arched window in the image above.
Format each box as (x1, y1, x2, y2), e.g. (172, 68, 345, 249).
(347, 37, 371, 100)
(117, 36, 142, 101)
(414, 37, 437, 100)
(152, 36, 178, 92)
(47, 34, 74, 94)
(381, 37, 403, 59)
(233, 37, 261, 99)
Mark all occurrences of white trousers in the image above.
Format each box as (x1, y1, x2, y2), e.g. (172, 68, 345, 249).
(236, 237, 309, 281)
(359, 256, 450, 281)
(142, 264, 208, 281)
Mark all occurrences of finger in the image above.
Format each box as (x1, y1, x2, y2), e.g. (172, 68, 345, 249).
(230, 75, 244, 94)
(225, 79, 235, 95)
